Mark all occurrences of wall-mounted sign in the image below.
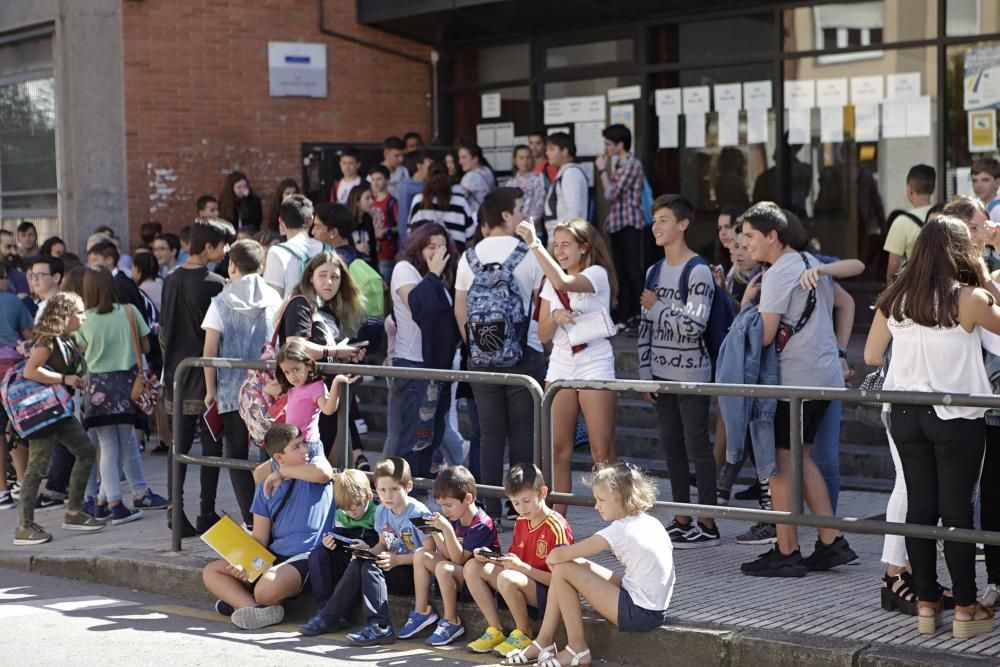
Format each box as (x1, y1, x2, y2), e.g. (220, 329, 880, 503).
(268, 42, 327, 98)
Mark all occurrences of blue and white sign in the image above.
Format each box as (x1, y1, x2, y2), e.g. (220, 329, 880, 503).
(268, 42, 327, 98)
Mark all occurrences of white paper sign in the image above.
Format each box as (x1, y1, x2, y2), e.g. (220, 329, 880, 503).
(686, 113, 706, 148)
(743, 80, 773, 110)
(658, 115, 679, 148)
(718, 110, 739, 146)
(747, 109, 768, 144)
(855, 104, 880, 141)
(494, 148, 513, 172)
(787, 109, 811, 144)
(820, 107, 844, 143)
(268, 42, 328, 98)
(476, 124, 496, 148)
(610, 104, 635, 136)
(574, 121, 606, 156)
(784, 80, 815, 110)
(682, 86, 711, 114)
(851, 76, 884, 106)
(906, 96, 931, 137)
(816, 78, 848, 108)
(714, 84, 743, 112)
(543, 96, 606, 124)
(956, 166, 973, 197)
(607, 85, 641, 103)
(481, 92, 501, 119)
(655, 89, 682, 117)
(495, 122, 514, 147)
(882, 102, 907, 138)
(887, 72, 921, 101)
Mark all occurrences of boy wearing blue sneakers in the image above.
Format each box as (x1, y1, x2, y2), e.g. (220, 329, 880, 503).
(398, 465, 500, 646)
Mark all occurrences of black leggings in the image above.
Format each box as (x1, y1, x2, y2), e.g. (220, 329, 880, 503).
(982, 425, 1000, 584)
(891, 405, 984, 606)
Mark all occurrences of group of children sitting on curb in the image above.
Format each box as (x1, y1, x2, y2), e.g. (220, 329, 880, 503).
(202, 422, 673, 666)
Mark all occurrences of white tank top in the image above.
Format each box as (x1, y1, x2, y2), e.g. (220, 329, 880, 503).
(884, 315, 991, 420)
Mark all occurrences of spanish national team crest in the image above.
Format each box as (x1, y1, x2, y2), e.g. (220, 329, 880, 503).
(535, 538, 549, 560)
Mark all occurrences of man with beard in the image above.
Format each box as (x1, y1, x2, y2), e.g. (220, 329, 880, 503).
(0, 230, 29, 299)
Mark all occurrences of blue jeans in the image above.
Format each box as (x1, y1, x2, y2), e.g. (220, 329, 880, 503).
(811, 400, 841, 512)
(382, 377, 401, 458)
(394, 358, 451, 479)
(87, 425, 149, 503)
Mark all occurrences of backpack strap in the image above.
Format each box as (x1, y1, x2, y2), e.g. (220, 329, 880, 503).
(273, 294, 312, 348)
(277, 241, 309, 266)
(270, 478, 298, 525)
(886, 209, 926, 229)
(465, 246, 483, 273)
(791, 252, 817, 334)
(502, 241, 529, 272)
(677, 256, 708, 303)
(644, 258, 664, 291)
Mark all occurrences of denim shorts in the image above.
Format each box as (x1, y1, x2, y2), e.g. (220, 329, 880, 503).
(617, 588, 669, 632)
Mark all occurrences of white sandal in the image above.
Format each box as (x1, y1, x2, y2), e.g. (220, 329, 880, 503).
(501, 640, 556, 665)
(537, 645, 591, 667)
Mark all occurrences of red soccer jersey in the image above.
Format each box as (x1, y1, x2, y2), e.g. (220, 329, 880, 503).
(510, 510, 574, 572)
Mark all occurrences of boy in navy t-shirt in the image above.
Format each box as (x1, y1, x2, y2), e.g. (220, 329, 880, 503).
(398, 466, 500, 646)
(299, 456, 434, 645)
(202, 424, 334, 631)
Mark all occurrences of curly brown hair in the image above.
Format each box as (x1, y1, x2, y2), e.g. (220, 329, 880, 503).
(34, 291, 84, 340)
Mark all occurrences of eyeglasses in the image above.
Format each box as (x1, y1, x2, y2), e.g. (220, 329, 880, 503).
(27, 272, 51, 280)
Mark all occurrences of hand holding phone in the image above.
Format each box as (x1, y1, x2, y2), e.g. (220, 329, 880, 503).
(477, 548, 505, 561)
(411, 516, 442, 534)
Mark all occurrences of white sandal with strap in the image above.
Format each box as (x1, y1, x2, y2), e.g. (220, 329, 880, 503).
(501, 640, 556, 665)
(537, 645, 591, 667)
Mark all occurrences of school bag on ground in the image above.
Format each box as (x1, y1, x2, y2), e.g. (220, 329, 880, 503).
(644, 254, 735, 377)
(464, 242, 530, 368)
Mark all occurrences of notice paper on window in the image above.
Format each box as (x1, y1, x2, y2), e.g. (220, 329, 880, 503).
(658, 114, 679, 149)
(787, 109, 811, 144)
(685, 113, 706, 148)
(574, 120, 605, 157)
(718, 110, 739, 146)
(784, 80, 815, 111)
(655, 88, 682, 117)
(906, 96, 931, 137)
(854, 104, 880, 142)
(481, 92, 501, 119)
(820, 107, 844, 143)
(743, 80, 773, 111)
(747, 109, 768, 144)
(882, 102, 907, 139)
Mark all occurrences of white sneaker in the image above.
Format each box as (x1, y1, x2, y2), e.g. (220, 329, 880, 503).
(460, 440, 471, 466)
(10, 482, 21, 500)
(354, 419, 369, 435)
(980, 583, 1000, 608)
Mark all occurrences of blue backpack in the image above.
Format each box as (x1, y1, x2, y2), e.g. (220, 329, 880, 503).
(640, 176, 654, 227)
(644, 255, 735, 377)
(465, 242, 530, 368)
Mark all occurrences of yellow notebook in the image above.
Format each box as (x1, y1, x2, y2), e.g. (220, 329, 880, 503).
(200, 515, 276, 583)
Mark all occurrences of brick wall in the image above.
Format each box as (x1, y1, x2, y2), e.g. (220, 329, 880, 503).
(122, 0, 430, 244)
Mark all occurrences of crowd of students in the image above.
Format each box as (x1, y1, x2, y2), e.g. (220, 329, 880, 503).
(3, 129, 1000, 654)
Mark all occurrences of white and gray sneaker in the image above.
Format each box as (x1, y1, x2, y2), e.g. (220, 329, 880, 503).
(980, 583, 1000, 609)
(672, 521, 721, 549)
(735, 522, 777, 545)
(231, 604, 285, 630)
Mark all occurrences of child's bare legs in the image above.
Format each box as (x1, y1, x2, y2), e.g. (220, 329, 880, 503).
(254, 562, 304, 606)
(550, 389, 580, 516)
(202, 560, 255, 609)
(579, 390, 617, 467)
(497, 569, 539, 633)
(548, 559, 620, 664)
(435, 559, 465, 624)
(516, 580, 566, 660)
(464, 559, 505, 630)
(413, 547, 442, 612)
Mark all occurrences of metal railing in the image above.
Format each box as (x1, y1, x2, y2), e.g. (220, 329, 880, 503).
(169, 357, 543, 551)
(541, 378, 1000, 547)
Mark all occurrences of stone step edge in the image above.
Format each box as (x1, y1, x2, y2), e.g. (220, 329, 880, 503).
(0, 553, 985, 666)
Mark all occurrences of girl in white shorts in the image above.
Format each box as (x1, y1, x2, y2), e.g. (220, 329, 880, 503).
(517, 218, 618, 515)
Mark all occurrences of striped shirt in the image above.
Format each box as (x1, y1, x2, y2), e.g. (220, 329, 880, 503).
(604, 154, 645, 234)
(408, 189, 475, 249)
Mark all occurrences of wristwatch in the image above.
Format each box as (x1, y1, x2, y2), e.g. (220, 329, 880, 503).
(837, 347, 848, 359)
(528, 239, 542, 250)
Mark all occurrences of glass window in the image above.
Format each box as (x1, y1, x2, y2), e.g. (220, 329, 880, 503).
(545, 39, 633, 69)
(784, 1, 937, 54)
(945, 39, 1000, 198)
(781, 47, 938, 275)
(649, 13, 776, 65)
(947, 0, 1000, 37)
(451, 43, 530, 86)
(449, 85, 531, 172)
(0, 36, 58, 238)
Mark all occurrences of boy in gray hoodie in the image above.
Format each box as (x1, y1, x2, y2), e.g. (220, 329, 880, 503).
(202, 239, 283, 526)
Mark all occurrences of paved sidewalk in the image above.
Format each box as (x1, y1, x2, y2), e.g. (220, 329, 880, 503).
(0, 446, 996, 665)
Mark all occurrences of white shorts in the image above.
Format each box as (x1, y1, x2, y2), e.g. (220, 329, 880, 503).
(545, 352, 616, 383)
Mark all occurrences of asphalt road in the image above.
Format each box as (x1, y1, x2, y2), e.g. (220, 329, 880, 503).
(0, 569, 506, 666)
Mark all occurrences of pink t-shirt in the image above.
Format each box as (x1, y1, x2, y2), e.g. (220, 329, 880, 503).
(284, 380, 326, 443)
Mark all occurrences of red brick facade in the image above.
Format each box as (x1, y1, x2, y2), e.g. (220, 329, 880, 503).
(121, 0, 429, 244)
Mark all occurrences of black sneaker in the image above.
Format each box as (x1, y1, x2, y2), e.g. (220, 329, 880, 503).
(672, 521, 721, 549)
(741, 548, 808, 577)
(666, 518, 693, 540)
(802, 536, 858, 571)
(196, 512, 222, 534)
(717, 487, 731, 505)
(215, 599, 235, 616)
(734, 482, 761, 501)
(168, 512, 198, 538)
(35, 494, 64, 509)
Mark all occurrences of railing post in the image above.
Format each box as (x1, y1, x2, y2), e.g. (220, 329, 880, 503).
(339, 380, 353, 469)
(170, 359, 189, 552)
(539, 385, 555, 486)
(789, 396, 804, 515)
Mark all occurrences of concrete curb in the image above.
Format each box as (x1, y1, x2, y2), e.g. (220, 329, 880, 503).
(0, 553, 987, 666)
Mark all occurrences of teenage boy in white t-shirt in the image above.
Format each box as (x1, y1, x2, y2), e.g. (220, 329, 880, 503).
(334, 148, 363, 205)
(454, 187, 544, 519)
(263, 194, 324, 298)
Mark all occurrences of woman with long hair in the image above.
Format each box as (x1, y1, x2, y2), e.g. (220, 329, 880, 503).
(78, 268, 167, 524)
(408, 163, 475, 251)
(278, 251, 367, 467)
(40, 236, 66, 258)
(865, 215, 1000, 639)
(347, 184, 377, 268)
(457, 141, 497, 215)
(517, 218, 619, 515)
(131, 251, 162, 311)
(266, 178, 301, 233)
(219, 170, 263, 231)
(390, 223, 461, 478)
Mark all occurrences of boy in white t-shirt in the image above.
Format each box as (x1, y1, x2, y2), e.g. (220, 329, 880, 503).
(263, 195, 324, 298)
(454, 187, 544, 520)
(499, 463, 673, 666)
(333, 147, 363, 205)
